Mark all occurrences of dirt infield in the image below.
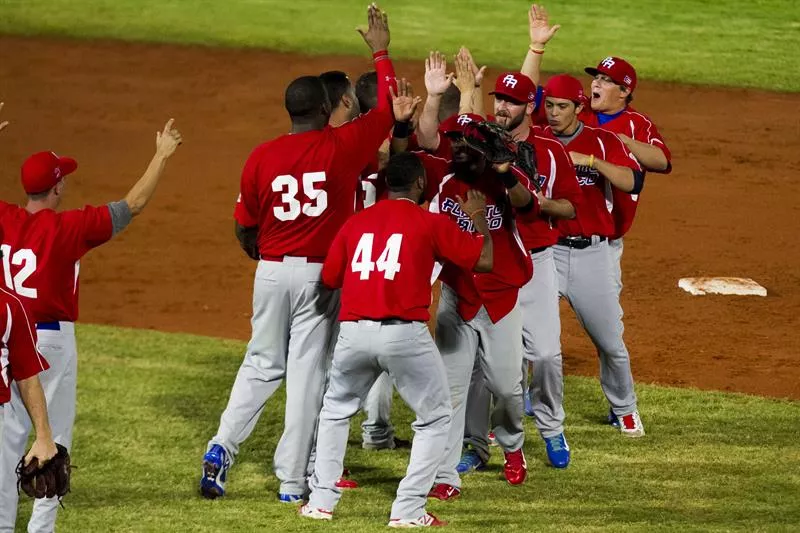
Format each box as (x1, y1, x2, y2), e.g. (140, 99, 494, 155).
(1, 36, 798, 400)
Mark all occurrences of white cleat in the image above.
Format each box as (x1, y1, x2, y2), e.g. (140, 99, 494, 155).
(388, 512, 447, 528)
(299, 503, 333, 521)
(619, 411, 646, 438)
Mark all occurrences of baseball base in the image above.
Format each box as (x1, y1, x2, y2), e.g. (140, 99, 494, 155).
(678, 277, 767, 297)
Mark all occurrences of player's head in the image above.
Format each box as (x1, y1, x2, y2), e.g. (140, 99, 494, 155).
(491, 72, 536, 132)
(386, 152, 427, 204)
(319, 70, 360, 124)
(544, 74, 587, 136)
(440, 114, 487, 182)
(285, 75, 332, 127)
(585, 56, 636, 113)
(438, 84, 462, 123)
(21, 151, 77, 209)
(355, 71, 378, 112)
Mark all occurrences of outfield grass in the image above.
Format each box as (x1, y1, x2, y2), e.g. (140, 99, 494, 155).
(12, 324, 799, 532)
(0, 0, 798, 92)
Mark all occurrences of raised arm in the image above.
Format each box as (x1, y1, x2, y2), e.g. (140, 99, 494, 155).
(454, 54, 477, 115)
(0, 102, 8, 134)
(417, 52, 454, 151)
(358, 4, 394, 110)
(124, 119, 182, 216)
(520, 4, 561, 85)
(458, 47, 487, 117)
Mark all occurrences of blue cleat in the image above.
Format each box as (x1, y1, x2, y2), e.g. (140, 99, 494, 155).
(524, 388, 535, 417)
(608, 409, 620, 428)
(278, 493, 304, 504)
(200, 444, 230, 499)
(544, 433, 571, 469)
(456, 449, 487, 474)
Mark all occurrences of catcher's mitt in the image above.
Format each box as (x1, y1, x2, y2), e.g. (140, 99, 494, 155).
(17, 443, 71, 503)
(462, 121, 516, 164)
(515, 141, 541, 192)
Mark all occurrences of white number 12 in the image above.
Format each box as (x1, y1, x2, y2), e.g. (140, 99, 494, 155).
(351, 233, 403, 280)
(1, 245, 38, 299)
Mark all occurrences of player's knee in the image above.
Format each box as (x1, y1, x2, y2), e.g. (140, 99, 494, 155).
(526, 346, 562, 367)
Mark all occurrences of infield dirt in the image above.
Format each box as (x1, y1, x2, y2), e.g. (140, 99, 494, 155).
(1, 36, 798, 399)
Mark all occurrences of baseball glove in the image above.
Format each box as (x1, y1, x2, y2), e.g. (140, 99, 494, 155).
(16, 444, 71, 503)
(462, 121, 517, 164)
(515, 141, 541, 192)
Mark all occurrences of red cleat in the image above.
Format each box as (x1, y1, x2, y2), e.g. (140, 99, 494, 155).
(427, 483, 461, 501)
(388, 512, 447, 527)
(503, 449, 527, 485)
(335, 467, 359, 489)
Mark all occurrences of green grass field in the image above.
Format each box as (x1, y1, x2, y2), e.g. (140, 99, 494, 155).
(11, 325, 798, 532)
(0, 0, 798, 91)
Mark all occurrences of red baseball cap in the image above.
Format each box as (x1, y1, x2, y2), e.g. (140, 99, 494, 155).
(489, 72, 537, 104)
(585, 56, 637, 91)
(21, 151, 78, 195)
(544, 74, 586, 103)
(439, 113, 484, 135)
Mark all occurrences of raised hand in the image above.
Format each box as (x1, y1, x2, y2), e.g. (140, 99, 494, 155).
(424, 51, 454, 96)
(453, 53, 476, 94)
(357, 3, 390, 53)
(458, 47, 487, 87)
(156, 119, 183, 158)
(390, 79, 422, 123)
(0, 102, 8, 133)
(529, 4, 560, 47)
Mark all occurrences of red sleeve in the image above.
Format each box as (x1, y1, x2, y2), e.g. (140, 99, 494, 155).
(632, 112, 672, 174)
(373, 51, 397, 111)
(602, 130, 642, 170)
(416, 153, 451, 203)
(509, 165, 541, 221)
(234, 147, 260, 228)
(58, 205, 113, 260)
(428, 213, 484, 271)
(548, 142, 583, 208)
(321, 224, 349, 289)
(4, 293, 48, 382)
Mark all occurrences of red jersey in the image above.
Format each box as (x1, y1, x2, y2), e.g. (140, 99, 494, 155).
(0, 287, 49, 404)
(543, 123, 641, 238)
(0, 201, 113, 323)
(515, 126, 583, 250)
(322, 199, 484, 322)
(421, 154, 536, 323)
(585, 106, 672, 238)
(235, 54, 396, 258)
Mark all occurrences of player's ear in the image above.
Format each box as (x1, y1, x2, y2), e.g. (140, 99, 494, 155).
(575, 101, 584, 115)
(526, 102, 534, 116)
(342, 93, 354, 110)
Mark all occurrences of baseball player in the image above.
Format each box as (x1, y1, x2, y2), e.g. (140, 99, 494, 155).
(457, 71, 583, 471)
(199, 4, 416, 502)
(414, 94, 540, 497)
(542, 73, 646, 436)
(299, 152, 492, 527)
(0, 120, 182, 533)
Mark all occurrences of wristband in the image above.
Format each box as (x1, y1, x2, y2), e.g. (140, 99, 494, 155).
(468, 208, 486, 219)
(529, 45, 546, 55)
(372, 50, 389, 61)
(498, 169, 518, 189)
(393, 121, 410, 139)
(588, 154, 595, 168)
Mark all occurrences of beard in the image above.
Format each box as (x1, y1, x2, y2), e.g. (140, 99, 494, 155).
(495, 108, 526, 131)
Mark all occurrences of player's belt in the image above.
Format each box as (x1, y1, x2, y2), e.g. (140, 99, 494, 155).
(260, 255, 325, 264)
(36, 322, 61, 331)
(556, 236, 607, 250)
(529, 245, 550, 254)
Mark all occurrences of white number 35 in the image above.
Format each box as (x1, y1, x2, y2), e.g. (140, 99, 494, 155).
(272, 171, 328, 221)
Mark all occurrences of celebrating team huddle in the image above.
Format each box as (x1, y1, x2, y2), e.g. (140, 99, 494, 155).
(0, 2, 671, 531)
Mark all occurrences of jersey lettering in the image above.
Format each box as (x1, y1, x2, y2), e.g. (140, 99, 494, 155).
(1, 245, 38, 299)
(351, 233, 403, 280)
(272, 171, 329, 221)
(440, 198, 504, 232)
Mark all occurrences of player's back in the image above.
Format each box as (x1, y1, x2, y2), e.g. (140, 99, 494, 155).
(328, 199, 481, 323)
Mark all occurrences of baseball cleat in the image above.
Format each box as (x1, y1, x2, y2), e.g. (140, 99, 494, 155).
(278, 493, 304, 504)
(607, 408, 620, 428)
(524, 389, 535, 417)
(544, 433, 571, 468)
(488, 431, 498, 447)
(456, 449, 486, 474)
(619, 411, 645, 438)
(503, 449, 527, 485)
(427, 483, 461, 501)
(388, 512, 447, 528)
(299, 503, 333, 521)
(200, 444, 229, 499)
(335, 477, 359, 489)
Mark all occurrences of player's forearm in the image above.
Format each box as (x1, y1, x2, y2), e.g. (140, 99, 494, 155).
(124, 152, 170, 216)
(540, 198, 575, 219)
(596, 160, 635, 192)
(623, 139, 668, 172)
(234, 222, 259, 260)
(520, 48, 544, 86)
(373, 51, 396, 111)
(506, 182, 533, 209)
(17, 376, 53, 442)
(470, 216, 493, 272)
(458, 87, 475, 115)
(469, 88, 485, 118)
(417, 95, 442, 150)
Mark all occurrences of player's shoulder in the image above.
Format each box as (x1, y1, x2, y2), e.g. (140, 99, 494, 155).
(621, 106, 660, 126)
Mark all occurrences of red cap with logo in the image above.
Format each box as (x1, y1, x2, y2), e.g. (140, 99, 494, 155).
(544, 74, 587, 103)
(21, 151, 78, 195)
(438, 113, 484, 135)
(489, 72, 537, 104)
(585, 56, 637, 91)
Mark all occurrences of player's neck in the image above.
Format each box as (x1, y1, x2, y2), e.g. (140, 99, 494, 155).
(510, 121, 530, 142)
(328, 109, 350, 128)
(599, 103, 626, 116)
(290, 118, 328, 134)
(388, 193, 419, 205)
(25, 200, 54, 214)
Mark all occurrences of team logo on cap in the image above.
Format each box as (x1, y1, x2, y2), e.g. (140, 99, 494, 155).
(623, 75, 632, 85)
(601, 57, 615, 68)
(456, 114, 472, 126)
(502, 75, 518, 88)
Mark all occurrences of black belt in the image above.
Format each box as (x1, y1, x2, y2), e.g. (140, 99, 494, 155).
(557, 236, 607, 250)
(529, 246, 550, 255)
(36, 322, 61, 331)
(380, 319, 414, 325)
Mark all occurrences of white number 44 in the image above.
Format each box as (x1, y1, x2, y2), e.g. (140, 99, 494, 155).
(351, 233, 403, 280)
